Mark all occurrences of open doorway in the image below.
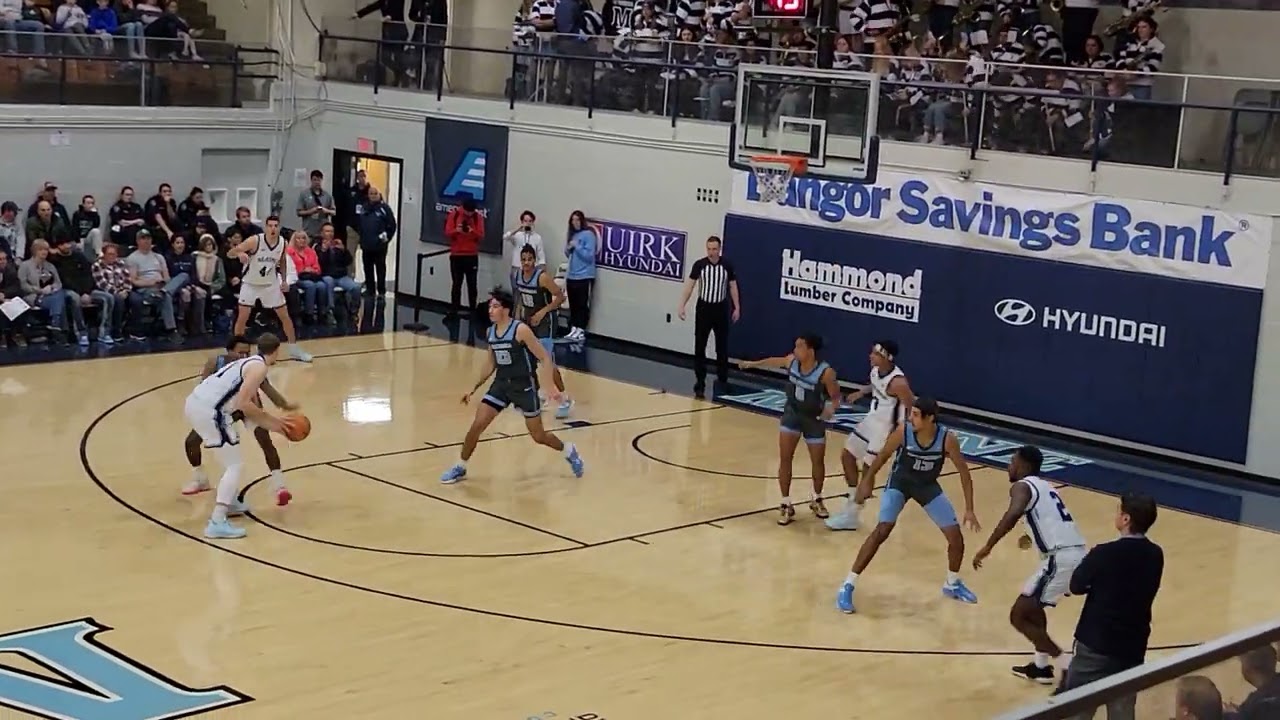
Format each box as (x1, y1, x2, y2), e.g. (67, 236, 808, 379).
(332, 149, 405, 292)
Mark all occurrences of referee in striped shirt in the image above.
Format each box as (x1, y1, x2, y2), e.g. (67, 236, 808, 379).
(679, 236, 739, 398)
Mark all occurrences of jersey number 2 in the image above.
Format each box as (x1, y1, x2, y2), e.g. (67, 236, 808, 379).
(1048, 490, 1073, 522)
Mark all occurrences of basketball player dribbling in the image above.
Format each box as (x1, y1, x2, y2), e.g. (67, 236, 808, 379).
(826, 340, 914, 531)
(228, 218, 313, 362)
(183, 333, 288, 539)
(182, 334, 297, 507)
(513, 244, 573, 419)
(973, 445, 1088, 684)
(439, 289, 585, 484)
(836, 397, 981, 613)
(740, 333, 841, 525)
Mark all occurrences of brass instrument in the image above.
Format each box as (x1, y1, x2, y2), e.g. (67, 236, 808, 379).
(906, 0, 934, 23)
(1105, 0, 1165, 36)
(1048, 0, 1065, 17)
(990, 6, 1021, 45)
(887, 0, 932, 40)
(953, 0, 980, 26)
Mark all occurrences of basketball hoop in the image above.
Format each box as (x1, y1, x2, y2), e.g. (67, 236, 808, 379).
(747, 155, 807, 204)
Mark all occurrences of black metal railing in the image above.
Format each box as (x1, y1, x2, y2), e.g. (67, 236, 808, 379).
(0, 32, 280, 108)
(317, 26, 1280, 185)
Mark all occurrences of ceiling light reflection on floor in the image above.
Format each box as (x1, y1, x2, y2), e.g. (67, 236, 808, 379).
(342, 396, 393, 424)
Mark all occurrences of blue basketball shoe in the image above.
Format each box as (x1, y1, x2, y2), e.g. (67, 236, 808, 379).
(565, 445, 585, 477)
(942, 579, 978, 604)
(836, 582, 857, 614)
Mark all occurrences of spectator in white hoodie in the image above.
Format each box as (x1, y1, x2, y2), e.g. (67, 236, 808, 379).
(0, 0, 49, 55)
(55, 0, 91, 55)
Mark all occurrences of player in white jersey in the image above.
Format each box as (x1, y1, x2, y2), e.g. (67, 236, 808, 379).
(973, 445, 1088, 685)
(826, 340, 915, 531)
(228, 216, 312, 362)
(184, 332, 287, 539)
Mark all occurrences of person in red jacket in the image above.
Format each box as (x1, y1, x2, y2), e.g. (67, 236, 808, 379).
(444, 193, 484, 317)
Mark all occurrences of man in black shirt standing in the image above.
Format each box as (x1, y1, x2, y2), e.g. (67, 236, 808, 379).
(678, 235, 740, 399)
(1057, 492, 1163, 719)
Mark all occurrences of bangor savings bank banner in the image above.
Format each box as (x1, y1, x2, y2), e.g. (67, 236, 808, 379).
(725, 170, 1273, 463)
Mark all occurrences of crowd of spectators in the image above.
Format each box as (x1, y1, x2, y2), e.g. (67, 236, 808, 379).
(0, 173, 391, 351)
(0, 0, 203, 61)
(502, 0, 1171, 161)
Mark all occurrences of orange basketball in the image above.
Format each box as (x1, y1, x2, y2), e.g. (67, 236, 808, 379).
(281, 413, 311, 442)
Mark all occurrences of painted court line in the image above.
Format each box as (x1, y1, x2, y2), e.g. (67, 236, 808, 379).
(76, 341, 1205, 657)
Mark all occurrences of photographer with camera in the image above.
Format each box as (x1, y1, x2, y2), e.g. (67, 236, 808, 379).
(444, 192, 484, 318)
(503, 210, 545, 290)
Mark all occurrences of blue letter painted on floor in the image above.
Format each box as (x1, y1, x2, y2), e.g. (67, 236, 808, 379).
(0, 618, 251, 720)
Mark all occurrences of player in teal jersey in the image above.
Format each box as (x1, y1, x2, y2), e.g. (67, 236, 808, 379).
(513, 244, 573, 419)
(835, 397, 982, 613)
(740, 332, 841, 526)
(440, 288, 585, 483)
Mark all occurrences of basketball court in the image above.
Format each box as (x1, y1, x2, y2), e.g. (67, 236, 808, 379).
(0, 330, 1272, 718)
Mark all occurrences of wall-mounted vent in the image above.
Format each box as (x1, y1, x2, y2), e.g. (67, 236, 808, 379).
(695, 187, 720, 204)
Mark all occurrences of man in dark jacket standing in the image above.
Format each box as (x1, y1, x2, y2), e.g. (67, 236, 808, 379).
(355, 187, 397, 299)
(1055, 492, 1163, 719)
(343, 168, 371, 277)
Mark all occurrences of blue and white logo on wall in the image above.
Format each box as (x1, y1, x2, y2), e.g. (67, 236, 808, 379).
(422, 119, 509, 254)
(442, 149, 487, 202)
(724, 170, 1272, 463)
(994, 298, 1168, 347)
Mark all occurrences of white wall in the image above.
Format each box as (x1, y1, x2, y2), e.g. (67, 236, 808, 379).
(200, 149, 273, 222)
(504, 131, 726, 351)
(202, 0, 272, 48)
(0, 108, 279, 227)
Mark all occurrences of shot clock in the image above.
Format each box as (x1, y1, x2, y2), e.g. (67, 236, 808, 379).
(751, 0, 812, 19)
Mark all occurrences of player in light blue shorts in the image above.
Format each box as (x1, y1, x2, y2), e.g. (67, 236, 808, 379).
(835, 397, 983, 614)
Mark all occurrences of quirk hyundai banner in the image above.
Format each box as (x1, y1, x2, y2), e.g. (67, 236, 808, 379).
(724, 171, 1272, 463)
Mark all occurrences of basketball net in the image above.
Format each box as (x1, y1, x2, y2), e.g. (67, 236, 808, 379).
(747, 156, 806, 204)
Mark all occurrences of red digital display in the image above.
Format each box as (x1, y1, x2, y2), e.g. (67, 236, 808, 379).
(753, 0, 809, 18)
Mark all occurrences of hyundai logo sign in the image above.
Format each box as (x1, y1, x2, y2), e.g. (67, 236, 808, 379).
(994, 298, 1037, 326)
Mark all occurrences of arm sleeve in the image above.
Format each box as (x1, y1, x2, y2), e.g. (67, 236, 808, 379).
(1068, 544, 1101, 595)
